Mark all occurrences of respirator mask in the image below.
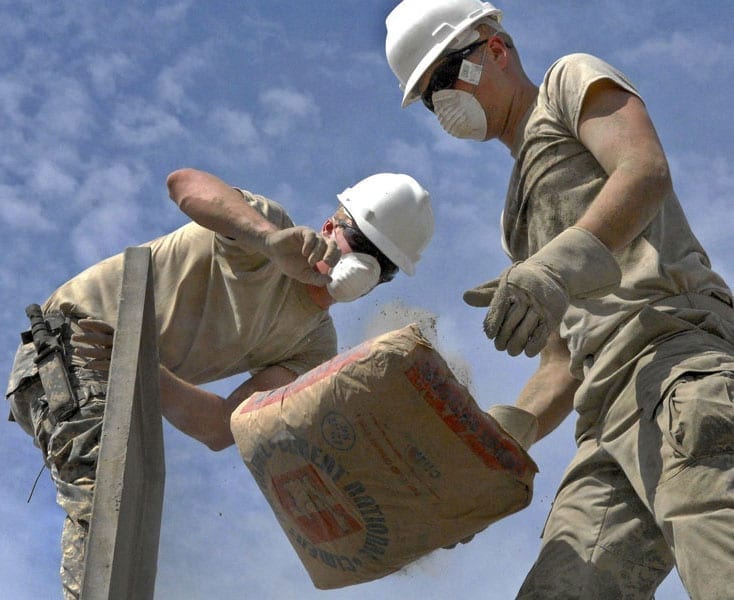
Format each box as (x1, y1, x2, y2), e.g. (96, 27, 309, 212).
(430, 38, 488, 141)
(432, 89, 487, 140)
(326, 252, 381, 302)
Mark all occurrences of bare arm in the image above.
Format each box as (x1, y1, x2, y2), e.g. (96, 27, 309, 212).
(166, 168, 340, 285)
(167, 168, 279, 248)
(71, 318, 300, 451)
(159, 364, 298, 452)
(576, 80, 672, 252)
(515, 330, 578, 441)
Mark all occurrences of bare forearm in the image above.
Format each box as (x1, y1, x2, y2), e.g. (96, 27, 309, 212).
(166, 168, 277, 250)
(159, 366, 234, 451)
(515, 332, 578, 440)
(515, 373, 575, 441)
(158, 364, 299, 452)
(166, 168, 338, 286)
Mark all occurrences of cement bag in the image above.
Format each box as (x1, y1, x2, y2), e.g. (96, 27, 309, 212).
(231, 324, 537, 589)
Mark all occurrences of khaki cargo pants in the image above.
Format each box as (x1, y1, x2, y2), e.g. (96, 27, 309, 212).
(6, 315, 107, 600)
(518, 323, 734, 600)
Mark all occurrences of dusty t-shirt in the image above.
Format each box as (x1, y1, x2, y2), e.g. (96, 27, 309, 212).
(42, 190, 336, 384)
(503, 53, 731, 384)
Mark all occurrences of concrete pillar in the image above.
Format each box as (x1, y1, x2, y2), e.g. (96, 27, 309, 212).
(81, 247, 165, 600)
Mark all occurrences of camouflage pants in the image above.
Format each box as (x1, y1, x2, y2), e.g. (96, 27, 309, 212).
(518, 330, 734, 600)
(7, 319, 107, 600)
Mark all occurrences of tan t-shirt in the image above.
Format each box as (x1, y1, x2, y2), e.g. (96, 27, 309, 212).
(503, 53, 732, 383)
(43, 190, 337, 384)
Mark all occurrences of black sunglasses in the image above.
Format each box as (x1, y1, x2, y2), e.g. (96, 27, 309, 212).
(421, 38, 487, 112)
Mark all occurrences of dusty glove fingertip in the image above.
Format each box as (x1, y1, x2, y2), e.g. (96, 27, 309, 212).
(463, 290, 489, 307)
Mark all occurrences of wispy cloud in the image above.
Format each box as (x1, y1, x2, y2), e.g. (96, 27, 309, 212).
(617, 31, 733, 80)
(0, 187, 56, 233)
(87, 52, 137, 99)
(111, 99, 184, 146)
(156, 50, 210, 112)
(259, 88, 319, 137)
(153, 0, 195, 24)
(29, 160, 78, 196)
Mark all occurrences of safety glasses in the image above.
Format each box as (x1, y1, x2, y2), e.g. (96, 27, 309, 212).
(421, 38, 487, 112)
(335, 218, 397, 283)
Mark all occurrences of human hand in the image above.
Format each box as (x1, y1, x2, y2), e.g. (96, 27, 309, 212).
(486, 261, 568, 358)
(463, 227, 621, 358)
(262, 226, 341, 286)
(70, 319, 115, 371)
(462, 277, 499, 308)
(463, 267, 564, 357)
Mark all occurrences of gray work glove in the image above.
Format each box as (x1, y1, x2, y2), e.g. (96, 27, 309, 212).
(487, 405, 539, 452)
(262, 226, 341, 287)
(464, 227, 621, 357)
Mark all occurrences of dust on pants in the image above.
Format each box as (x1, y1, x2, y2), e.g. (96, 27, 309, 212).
(518, 329, 734, 600)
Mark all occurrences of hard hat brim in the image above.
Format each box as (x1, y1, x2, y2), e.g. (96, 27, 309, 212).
(400, 8, 502, 108)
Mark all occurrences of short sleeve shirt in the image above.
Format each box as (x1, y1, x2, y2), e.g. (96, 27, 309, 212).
(43, 190, 337, 384)
(503, 53, 731, 378)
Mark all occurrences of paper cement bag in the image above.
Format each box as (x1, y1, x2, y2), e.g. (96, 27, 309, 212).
(231, 324, 537, 589)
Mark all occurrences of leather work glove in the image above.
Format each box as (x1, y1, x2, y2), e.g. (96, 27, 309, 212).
(262, 226, 341, 287)
(464, 227, 621, 357)
(70, 319, 115, 371)
(487, 405, 539, 452)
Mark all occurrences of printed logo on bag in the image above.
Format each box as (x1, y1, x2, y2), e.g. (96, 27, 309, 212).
(273, 464, 363, 544)
(321, 412, 356, 451)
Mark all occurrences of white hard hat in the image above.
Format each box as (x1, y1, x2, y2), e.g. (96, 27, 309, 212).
(385, 0, 503, 107)
(337, 173, 434, 276)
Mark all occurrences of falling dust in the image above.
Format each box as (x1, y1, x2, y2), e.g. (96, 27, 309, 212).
(362, 299, 475, 395)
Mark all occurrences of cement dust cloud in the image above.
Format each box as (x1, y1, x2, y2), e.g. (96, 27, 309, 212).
(363, 299, 474, 392)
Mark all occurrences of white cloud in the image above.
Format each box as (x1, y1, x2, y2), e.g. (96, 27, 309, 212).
(0, 79, 26, 126)
(153, 0, 195, 24)
(259, 88, 319, 137)
(66, 162, 150, 264)
(617, 31, 732, 80)
(87, 52, 136, 98)
(385, 138, 435, 183)
(29, 159, 78, 196)
(208, 107, 258, 145)
(267, 182, 297, 205)
(206, 107, 270, 165)
(74, 162, 150, 210)
(0, 187, 56, 233)
(111, 99, 184, 145)
(36, 76, 96, 139)
(71, 200, 142, 265)
(156, 51, 209, 112)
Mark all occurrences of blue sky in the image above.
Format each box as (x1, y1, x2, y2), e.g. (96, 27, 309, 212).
(2, 1, 732, 598)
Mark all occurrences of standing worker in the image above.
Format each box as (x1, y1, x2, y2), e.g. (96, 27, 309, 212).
(385, 1, 734, 598)
(5, 167, 434, 599)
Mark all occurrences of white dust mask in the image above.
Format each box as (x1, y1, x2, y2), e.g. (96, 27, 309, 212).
(327, 252, 381, 303)
(432, 88, 487, 140)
